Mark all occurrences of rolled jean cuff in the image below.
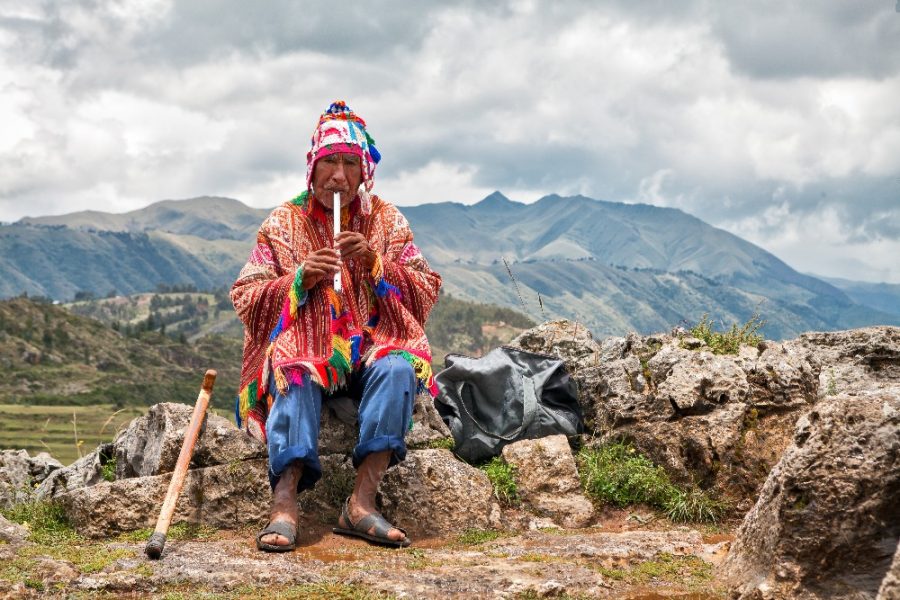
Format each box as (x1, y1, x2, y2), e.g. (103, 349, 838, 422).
(352, 435, 407, 469)
(268, 446, 322, 492)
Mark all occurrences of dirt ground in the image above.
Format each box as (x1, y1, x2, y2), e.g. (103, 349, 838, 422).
(1, 507, 736, 599)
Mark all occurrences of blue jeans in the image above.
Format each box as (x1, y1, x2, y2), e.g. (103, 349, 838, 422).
(265, 355, 416, 492)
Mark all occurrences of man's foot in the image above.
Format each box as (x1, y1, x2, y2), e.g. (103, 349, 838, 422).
(259, 462, 301, 549)
(334, 496, 410, 547)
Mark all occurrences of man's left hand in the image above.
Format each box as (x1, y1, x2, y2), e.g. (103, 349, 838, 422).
(335, 231, 376, 270)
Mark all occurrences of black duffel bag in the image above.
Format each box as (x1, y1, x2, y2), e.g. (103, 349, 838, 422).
(433, 346, 583, 463)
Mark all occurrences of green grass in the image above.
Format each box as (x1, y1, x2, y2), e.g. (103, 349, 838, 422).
(577, 442, 725, 523)
(456, 529, 506, 546)
(479, 456, 520, 506)
(0, 403, 144, 465)
(687, 313, 765, 355)
(0, 499, 79, 545)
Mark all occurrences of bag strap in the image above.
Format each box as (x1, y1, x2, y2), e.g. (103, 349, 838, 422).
(455, 374, 538, 442)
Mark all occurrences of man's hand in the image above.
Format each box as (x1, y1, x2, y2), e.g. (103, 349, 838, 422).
(301, 248, 341, 290)
(335, 231, 376, 270)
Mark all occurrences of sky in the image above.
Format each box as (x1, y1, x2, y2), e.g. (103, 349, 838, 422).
(1, 1, 899, 283)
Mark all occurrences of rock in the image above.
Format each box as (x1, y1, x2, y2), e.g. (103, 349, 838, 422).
(114, 403, 265, 479)
(501, 435, 594, 528)
(57, 459, 269, 538)
(407, 392, 453, 449)
(722, 392, 900, 598)
(378, 449, 495, 538)
(296, 453, 356, 522)
(791, 326, 900, 398)
(878, 543, 900, 600)
(35, 444, 113, 501)
(511, 320, 820, 503)
(0, 513, 28, 544)
(0, 449, 63, 508)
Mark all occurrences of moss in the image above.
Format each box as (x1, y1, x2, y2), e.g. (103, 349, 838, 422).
(408, 437, 455, 451)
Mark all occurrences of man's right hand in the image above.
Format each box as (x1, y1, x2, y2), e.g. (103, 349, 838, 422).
(301, 248, 341, 290)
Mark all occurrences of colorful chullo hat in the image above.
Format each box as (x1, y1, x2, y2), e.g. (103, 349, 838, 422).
(306, 100, 381, 215)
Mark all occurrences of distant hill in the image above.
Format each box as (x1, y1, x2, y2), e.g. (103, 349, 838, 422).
(2, 193, 898, 339)
(0, 297, 243, 411)
(814, 275, 900, 318)
(403, 192, 900, 338)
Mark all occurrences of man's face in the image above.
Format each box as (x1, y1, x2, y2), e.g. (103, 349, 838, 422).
(312, 152, 363, 210)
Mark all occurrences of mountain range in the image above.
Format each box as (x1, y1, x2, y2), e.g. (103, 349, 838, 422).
(4, 193, 898, 339)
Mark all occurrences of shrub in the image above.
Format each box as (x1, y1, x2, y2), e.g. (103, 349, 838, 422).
(688, 312, 765, 355)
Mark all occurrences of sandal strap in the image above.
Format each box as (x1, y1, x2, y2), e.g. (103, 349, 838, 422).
(342, 497, 407, 539)
(258, 520, 296, 541)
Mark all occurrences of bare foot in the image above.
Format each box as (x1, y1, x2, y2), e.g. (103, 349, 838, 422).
(260, 461, 301, 547)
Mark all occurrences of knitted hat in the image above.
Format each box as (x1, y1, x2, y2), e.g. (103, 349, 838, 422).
(306, 100, 381, 214)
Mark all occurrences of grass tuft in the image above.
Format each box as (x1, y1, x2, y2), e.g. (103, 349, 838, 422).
(0, 499, 79, 545)
(456, 529, 505, 546)
(577, 442, 724, 523)
(687, 312, 765, 355)
(479, 456, 519, 506)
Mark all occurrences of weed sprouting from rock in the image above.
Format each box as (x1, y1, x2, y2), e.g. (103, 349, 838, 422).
(480, 456, 520, 506)
(686, 313, 765, 355)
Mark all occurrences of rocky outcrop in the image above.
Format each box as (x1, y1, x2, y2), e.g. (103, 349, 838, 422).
(722, 392, 900, 599)
(790, 326, 900, 397)
(35, 443, 113, 501)
(57, 459, 270, 538)
(114, 403, 265, 478)
(511, 320, 819, 505)
(501, 435, 594, 528)
(379, 449, 497, 537)
(0, 449, 63, 508)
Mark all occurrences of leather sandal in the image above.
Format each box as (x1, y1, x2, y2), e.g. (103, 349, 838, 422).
(333, 498, 411, 548)
(256, 520, 297, 552)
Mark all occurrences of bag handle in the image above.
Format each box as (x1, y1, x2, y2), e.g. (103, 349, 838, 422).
(455, 374, 538, 442)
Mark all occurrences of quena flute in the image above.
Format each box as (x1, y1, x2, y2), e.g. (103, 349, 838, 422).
(333, 191, 342, 292)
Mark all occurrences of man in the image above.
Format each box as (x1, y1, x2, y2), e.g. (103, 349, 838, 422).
(231, 101, 442, 551)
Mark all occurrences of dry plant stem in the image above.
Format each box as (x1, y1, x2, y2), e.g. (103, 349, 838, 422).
(502, 257, 529, 316)
(72, 412, 81, 459)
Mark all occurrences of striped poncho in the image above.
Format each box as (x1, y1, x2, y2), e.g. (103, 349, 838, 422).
(231, 192, 442, 439)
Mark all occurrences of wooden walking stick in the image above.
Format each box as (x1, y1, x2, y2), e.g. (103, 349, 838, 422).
(145, 369, 216, 559)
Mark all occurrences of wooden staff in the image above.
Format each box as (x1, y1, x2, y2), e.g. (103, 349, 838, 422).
(145, 369, 216, 559)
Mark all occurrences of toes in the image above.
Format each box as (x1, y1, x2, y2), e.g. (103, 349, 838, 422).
(260, 533, 288, 546)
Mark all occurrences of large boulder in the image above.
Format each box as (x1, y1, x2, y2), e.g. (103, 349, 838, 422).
(790, 326, 900, 397)
(501, 435, 594, 528)
(511, 320, 819, 505)
(114, 403, 265, 479)
(0, 449, 63, 508)
(34, 446, 111, 502)
(378, 449, 497, 537)
(722, 392, 900, 599)
(57, 459, 270, 538)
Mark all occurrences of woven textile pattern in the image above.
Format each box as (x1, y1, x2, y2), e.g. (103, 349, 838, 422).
(231, 193, 441, 436)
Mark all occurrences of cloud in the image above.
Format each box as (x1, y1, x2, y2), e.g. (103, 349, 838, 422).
(0, 0, 898, 282)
